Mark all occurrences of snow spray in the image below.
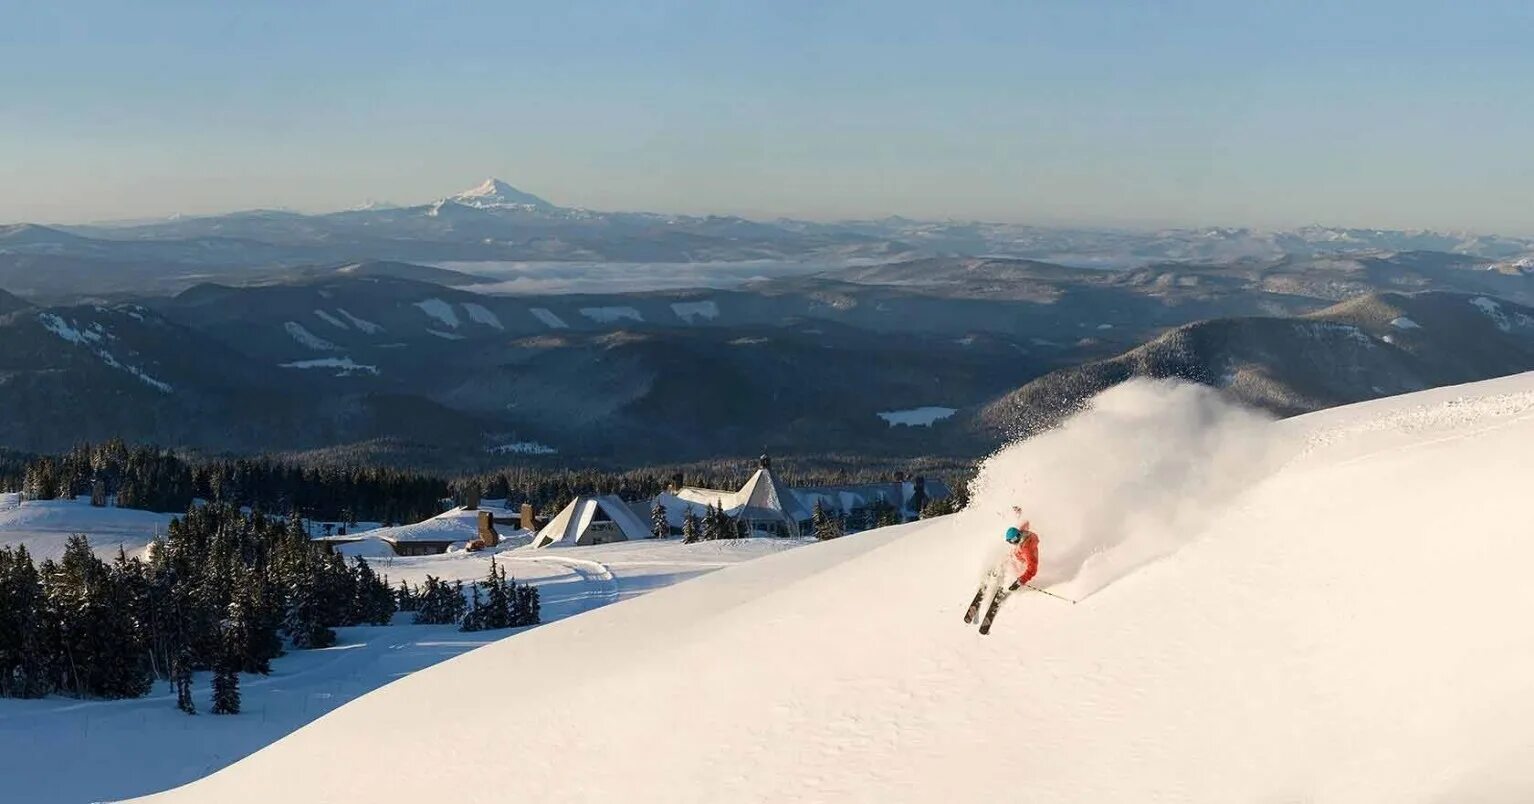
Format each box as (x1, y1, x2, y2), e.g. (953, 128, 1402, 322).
(961, 379, 1292, 599)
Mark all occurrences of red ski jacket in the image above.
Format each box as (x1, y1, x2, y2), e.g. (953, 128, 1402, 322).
(1012, 534, 1039, 587)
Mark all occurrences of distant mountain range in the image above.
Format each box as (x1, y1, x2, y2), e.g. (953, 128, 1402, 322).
(2, 179, 1532, 303)
(1, 245, 1531, 466)
(2, 180, 1533, 467)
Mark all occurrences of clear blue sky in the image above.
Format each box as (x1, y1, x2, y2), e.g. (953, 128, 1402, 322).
(2, 1, 1532, 232)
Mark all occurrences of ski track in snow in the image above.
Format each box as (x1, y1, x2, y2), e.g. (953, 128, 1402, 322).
(501, 554, 619, 613)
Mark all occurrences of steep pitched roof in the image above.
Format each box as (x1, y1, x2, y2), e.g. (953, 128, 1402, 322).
(737, 468, 810, 523)
(533, 495, 651, 548)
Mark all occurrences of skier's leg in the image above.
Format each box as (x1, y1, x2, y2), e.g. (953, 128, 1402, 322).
(977, 572, 1022, 635)
(963, 564, 1005, 623)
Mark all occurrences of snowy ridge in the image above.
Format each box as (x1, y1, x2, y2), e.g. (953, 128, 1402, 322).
(38, 312, 106, 345)
(1470, 296, 1533, 332)
(447, 178, 553, 210)
(140, 372, 1534, 803)
(38, 313, 172, 393)
(283, 321, 338, 351)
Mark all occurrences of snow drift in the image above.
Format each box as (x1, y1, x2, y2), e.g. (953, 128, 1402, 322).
(137, 372, 1534, 804)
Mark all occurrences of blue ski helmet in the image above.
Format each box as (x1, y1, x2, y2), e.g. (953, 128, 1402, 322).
(1004, 526, 1022, 544)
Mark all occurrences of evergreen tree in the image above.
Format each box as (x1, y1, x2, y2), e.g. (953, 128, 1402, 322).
(45, 536, 152, 699)
(396, 579, 418, 613)
(210, 660, 240, 715)
(481, 562, 511, 630)
(709, 504, 737, 540)
(351, 557, 396, 626)
(650, 502, 669, 539)
(701, 502, 721, 542)
(321, 551, 358, 627)
(211, 603, 242, 715)
(516, 583, 541, 627)
(920, 497, 956, 519)
(461, 583, 484, 632)
(412, 577, 463, 625)
(284, 559, 336, 650)
(0, 545, 53, 698)
(173, 646, 196, 715)
(812, 500, 844, 541)
(450, 580, 468, 623)
(681, 507, 701, 544)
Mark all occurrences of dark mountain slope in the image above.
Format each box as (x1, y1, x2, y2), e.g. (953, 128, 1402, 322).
(976, 291, 1534, 439)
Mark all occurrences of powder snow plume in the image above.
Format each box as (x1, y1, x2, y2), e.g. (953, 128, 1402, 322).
(963, 379, 1291, 598)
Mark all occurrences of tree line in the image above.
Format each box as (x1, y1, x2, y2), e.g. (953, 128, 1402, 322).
(15, 440, 444, 523)
(5, 440, 970, 527)
(0, 503, 539, 710)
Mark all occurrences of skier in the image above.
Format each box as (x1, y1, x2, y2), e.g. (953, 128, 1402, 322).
(964, 506, 1041, 634)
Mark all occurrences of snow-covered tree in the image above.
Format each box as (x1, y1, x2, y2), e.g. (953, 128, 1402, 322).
(812, 500, 844, 541)
(651, 501, 669, 539)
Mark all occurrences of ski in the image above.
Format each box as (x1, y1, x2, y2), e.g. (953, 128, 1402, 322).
(962, 584, 989, 624)
(977, 580, 1021, 635)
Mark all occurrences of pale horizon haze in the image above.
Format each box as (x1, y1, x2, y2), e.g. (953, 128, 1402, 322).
(2, 1, 1532, 234)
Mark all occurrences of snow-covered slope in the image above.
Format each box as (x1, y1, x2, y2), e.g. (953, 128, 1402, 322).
(0, 530, 807, 804)
(140, 373, 1534, 803)
(447, 178, 554, 210)
(0, 498, 175, 561)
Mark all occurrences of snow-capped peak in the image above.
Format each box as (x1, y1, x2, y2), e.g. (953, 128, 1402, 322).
(449, 178, 553, 210)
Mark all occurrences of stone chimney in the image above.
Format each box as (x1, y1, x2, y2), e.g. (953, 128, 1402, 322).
(520, 502, 536, 531)
(910, 475, 928, 515)
(477, 511, 500, 548)
(463, 485, 481, 511)
(670, 473, 684, 493)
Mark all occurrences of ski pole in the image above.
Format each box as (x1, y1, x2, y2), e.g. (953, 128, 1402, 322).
(1023, 584, 1078, 604)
